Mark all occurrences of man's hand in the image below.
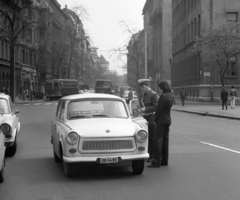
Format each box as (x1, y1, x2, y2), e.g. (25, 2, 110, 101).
(140, 107, 146, 112)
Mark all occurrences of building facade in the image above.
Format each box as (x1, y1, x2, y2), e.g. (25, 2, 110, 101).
(143, 0, 172, 92)
(172, 0, 240, 101)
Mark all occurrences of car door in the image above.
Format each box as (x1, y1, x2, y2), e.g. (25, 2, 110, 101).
(129, 99, 148, 131)
(52, 100, 63, 155)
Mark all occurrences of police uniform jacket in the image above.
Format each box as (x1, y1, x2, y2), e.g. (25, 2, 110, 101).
(140, 90, 159, 124)
(154, 92, 174, 125)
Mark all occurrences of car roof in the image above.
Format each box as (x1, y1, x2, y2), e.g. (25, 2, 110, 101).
(0, 93, 9, 99)
(61, 93, 122, 100)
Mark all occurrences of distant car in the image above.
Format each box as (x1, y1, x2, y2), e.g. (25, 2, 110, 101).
(51, 93, 149, 177)
(0, 129, 5, 183)
(0, 93, 20, 157)
(122, 90, 138, 101)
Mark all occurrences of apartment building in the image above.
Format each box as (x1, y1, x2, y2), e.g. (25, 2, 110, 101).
(172, 0, 240, 101)
(143, 0, 172, 91)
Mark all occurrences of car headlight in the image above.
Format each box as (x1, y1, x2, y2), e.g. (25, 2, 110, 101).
(0, 123, 11, 138)
(66, 132, 79, 144)
(136, 130, 148, 142)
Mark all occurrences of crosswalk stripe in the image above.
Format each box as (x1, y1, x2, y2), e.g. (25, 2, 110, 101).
(44, 103, 52, 105)
(34, 103, 42, 105)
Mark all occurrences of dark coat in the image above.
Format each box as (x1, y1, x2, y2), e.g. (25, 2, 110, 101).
(154, 92, 174, 125)
(221, 90, 228, 101)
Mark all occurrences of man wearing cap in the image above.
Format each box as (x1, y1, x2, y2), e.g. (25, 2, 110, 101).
(138, 79, 159, 162)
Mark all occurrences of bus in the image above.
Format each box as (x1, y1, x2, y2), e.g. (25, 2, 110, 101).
(95, 79, 113, 94)
(45, 79, 79, 100)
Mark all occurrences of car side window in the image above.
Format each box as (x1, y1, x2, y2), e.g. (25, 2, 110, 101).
(59, 100, 65, 121)
(56, 100, 62, 118)
(130, 100, 142, 118)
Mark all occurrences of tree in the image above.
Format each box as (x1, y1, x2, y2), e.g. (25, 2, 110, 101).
(193, 21, 240, 87)
(111, 21, 145, 92)
(0, 0, 35, 102)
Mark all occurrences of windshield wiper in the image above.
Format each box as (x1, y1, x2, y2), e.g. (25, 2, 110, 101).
(69, 115, 91, 119)
(92, 114, 112, 118)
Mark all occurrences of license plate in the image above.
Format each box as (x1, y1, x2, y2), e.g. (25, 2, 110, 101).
(100, 157, 119, 164)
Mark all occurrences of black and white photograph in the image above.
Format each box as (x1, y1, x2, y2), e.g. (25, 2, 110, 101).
(0, 0, 240, 200)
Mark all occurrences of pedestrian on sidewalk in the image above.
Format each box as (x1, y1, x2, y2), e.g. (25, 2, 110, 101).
(221, 87, 228, 110)
(148, 80, 174, 168)
(229, 86, 237, 109)
(138, 78, 159, 163)
(180, 87, 187, 106)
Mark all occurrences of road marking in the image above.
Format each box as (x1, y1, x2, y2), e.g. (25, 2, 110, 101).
(24, 104, 30, 105)
(34, 103, 42, 105)
(44, 103, 52, 105)
(200, 141, 240, 154)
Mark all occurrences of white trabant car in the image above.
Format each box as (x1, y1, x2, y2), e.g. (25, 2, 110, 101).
(0, 93, 20, 157)
(0, 129, 5, 183)
(51, 93, 149, 177)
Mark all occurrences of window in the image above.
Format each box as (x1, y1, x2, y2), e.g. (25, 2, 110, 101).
(56, 100, 62, 118)
(227, 58, 238, 77)
(226, 12, 237, 22)
(59, 100, 65, 121)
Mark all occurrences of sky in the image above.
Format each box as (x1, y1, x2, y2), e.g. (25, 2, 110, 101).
(56, 0, 146, 75)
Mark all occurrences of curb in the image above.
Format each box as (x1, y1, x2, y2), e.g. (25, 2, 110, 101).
(14, 100, 45, 104)
(172, 108, 240, 121)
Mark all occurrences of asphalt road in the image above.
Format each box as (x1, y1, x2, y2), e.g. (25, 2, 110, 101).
(0, 102, 240, 200)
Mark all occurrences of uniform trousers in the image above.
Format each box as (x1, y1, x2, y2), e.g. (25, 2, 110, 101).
(152, 124, 170, 165)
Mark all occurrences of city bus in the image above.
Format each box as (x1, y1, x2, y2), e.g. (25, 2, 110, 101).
(45, 79, 79, 100)
(95, 79, 113, 94)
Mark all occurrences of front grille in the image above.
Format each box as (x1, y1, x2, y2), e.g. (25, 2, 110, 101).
(82, 140, 134, 151)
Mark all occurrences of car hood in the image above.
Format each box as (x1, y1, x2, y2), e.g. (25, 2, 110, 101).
(66, 118, 137, 138)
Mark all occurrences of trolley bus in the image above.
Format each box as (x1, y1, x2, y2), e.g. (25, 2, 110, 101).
(45, 79, 79, 100)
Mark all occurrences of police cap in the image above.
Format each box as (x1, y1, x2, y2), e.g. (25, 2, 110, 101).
(138, 79, 150, 86)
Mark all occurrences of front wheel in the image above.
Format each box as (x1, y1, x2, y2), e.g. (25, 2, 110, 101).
(63, 161, 75, 178)
(53, 150, 62, 163)
(0, 158, 5, 183)
(132, 160, 145, 175)
(5, 139, 17, 157)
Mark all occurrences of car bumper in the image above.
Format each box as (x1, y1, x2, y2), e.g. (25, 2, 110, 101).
(63, 153, 149, 163)
(5, 140, 14, 147)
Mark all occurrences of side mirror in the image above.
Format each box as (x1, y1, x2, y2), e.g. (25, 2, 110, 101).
(14, 110, 20, 114)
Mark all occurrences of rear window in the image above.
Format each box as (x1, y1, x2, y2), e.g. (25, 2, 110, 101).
(96, 80, 111, 88)
(61, 81, 78, 88)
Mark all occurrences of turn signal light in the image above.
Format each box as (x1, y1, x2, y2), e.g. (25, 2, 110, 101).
(69, 148, 76, 153)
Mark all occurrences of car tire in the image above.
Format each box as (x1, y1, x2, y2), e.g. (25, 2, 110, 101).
(132, 160, 145, 175)
(63, 161, 75, 178)
(0, 158, 5, 183)
(5, 139, 17, 157)
(53, 150, 62, 163)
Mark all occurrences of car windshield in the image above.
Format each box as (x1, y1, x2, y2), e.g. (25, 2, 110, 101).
(0, 98, 10, 114)
(67, 99, 128, 119)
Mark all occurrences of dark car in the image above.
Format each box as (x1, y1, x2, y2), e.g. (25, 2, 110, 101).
(95, 79, 113, 94)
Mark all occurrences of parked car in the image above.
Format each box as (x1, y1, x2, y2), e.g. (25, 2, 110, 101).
(0, 93, 20, 157)
(122, 90, 138, 102)
(51, 93, 149, 177)
(0, 129, 5, 183)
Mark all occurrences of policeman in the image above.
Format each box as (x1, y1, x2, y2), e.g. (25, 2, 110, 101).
(138, 79, 159, 162)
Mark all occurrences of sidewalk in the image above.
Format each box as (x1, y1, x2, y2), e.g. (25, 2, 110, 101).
(14, 97, 45, 104)
(172, 99, 240, 120)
